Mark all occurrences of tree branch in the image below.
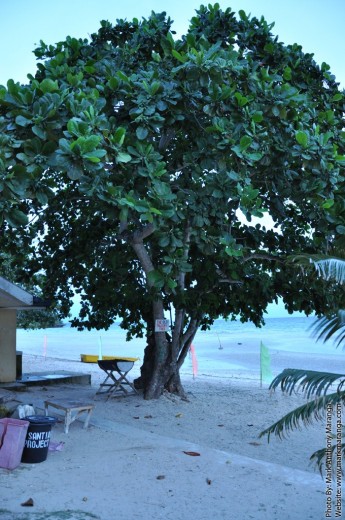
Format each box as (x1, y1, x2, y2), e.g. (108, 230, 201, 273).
(243, 253, 282, 263)
(132, 223, 155, 243)
(177, 317, 200, 369)
(177, 220, 191, 290)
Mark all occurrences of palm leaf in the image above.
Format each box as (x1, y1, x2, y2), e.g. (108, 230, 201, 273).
(269, 368, 345, 399)
(309, 312, 345, 347)
(310, 443, 345, 477)
(265, 254, 345, 473)
(312, 258, 345, 284)
(260, 391, 345, 441)
(289, 254, 345, 345)
(288, 254, 345, 283)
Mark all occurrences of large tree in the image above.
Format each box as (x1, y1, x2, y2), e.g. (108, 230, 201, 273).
(1, 5, 345, 398)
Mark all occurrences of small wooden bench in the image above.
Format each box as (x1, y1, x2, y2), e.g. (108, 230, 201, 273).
(44, 399, 95, 434)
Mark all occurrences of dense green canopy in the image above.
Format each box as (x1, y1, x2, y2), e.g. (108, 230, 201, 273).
(1, 4, 345, 397)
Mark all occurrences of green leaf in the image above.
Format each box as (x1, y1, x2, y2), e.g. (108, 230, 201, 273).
(272, 106, 280, 117)
(336, 225, 345, 235)
(15, 115, 31, 127)
(149, 207, 162, 215)
(16, 153, 30, 164)
(5, 208, 28, 227)
(264, 42, 274, 54)
(332, 93, 343, 102)
(151, 51, 161, 63)
(158, 235, 170, 247)
(67, 72, 83, 86)
(157, 100, 167, 111)
(6, 183, 26, 198)
(81, 135, 101, 153)
(113, 127, 126, 145)
(108, 77, 119, 90)
(71, 135, 101, 154)
(167, 278, 177, 290)
(239, 136, 252, 151)
(225, 246, 243, 257)
(84, 65, 96, 74)
(295, 131, 308, 147)
(172, 49, 187, 63)
(116, 152, 132, 163)
(283, 67, 292, 81)
(36, 191, 49, 205)
(234, 92, 249, 107)
(322, 199, 334, 209)
(246, 152, 263, 162)
(67, 164, 84, 180)
(117, 71, 130, 83)
(227, 171, 239, 181)
(119, 197, 135, 208)
(67, 119, 80, 136)
(238, 9, 248, 21)
(147, 269, 165, 288)
(166, 31, 175, 48)
(136, 127, 149, 140)
(32, 125, 47, 139)
(150, 81, 161, 95)
(252, 112, 263, 123)
(83, 149, 106, 163)
(134, 202, 149, 213)
(39, 79, 59, 93)
(58, 138, 72, 154)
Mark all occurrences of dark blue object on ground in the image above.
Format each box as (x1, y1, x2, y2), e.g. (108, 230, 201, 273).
(21, 415, 57, 463)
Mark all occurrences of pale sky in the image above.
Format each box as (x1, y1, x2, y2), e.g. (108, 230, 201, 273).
(1, 0, 343, 318)
(1, 0, 344, 87)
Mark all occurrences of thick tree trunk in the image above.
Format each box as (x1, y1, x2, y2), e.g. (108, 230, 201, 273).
(134, 315, 200, 400)
(133, 334, 155, 391)
(165, 370, 187, 398)
(135, 344, 186, 399)
(130, 223, 198, 399)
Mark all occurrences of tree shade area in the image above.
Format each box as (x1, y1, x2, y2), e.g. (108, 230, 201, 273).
(0, 4, 344, 398)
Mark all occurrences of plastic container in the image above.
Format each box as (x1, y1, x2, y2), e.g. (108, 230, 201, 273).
(21, 415, 57, 464)
(0, 418, 29, 470)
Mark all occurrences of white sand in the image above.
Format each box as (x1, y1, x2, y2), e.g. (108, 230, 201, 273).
(0, 353, 341, 519)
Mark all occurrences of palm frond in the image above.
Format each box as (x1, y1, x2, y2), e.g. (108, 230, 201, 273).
(288, 254, 345, 283)
(269, 368, 345, 399)
(310, 443, 345, 477)
(260, 391, 345, 441)
(313, 258, 345, 284)
(288, 254, 333, 266)
(309, 313, 345, 347)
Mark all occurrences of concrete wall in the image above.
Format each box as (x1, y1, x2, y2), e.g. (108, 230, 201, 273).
(0, 309, 17, 383)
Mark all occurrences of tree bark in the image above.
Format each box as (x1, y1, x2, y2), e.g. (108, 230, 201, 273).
(130, 222, 198, 399)
(134, 315, 200, 399)
(144, 299, 170, 399)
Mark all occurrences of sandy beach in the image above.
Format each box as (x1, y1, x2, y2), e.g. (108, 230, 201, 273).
(0, 352, 342, 520)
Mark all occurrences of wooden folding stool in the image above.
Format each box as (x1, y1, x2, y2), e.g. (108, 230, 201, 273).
(96, 358, 138, 399)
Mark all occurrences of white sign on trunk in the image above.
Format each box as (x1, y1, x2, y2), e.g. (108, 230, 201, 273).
(155, 319, 170, 332)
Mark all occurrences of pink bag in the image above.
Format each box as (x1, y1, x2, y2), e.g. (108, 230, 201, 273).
(0, 418, 29, 470)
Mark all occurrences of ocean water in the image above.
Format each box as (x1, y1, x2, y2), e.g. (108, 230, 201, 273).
(17, 316, 345, 380)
